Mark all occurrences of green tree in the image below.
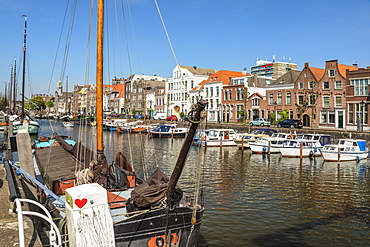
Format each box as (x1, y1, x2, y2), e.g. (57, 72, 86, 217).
(0, 97, 8, 109)
(28, 96, 46, 110)
(46, 100, 54, 112)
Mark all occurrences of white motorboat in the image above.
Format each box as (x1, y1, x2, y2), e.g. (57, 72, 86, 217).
(197, 129, 238, 147)
(320, 139, 369, 162)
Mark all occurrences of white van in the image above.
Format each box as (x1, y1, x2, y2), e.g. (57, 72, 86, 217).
(153, 113, 166, 120)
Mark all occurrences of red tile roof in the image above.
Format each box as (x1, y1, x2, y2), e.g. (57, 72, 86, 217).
(192, 70, 248, 91)
(308, 67, 325, 81)
(338, 64, 359, 78)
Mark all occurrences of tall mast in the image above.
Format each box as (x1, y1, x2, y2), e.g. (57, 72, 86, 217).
(66, 76, 68, 113)
(21, 15, 27, 119)
(96, 0, 104, 155)
(9, 64, 13, 111)
(13, 58, 17, 112)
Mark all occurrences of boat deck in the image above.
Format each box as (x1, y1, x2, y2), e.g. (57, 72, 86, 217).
(35, 146, 83, 190)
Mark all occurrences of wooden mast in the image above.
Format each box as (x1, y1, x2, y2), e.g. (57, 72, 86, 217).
(166, 100, 207, 208)
(93, 0, 108, 188)
(96, 0, 104, 154)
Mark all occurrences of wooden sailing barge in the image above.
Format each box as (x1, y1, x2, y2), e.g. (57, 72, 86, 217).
(32, 1, 208, 245)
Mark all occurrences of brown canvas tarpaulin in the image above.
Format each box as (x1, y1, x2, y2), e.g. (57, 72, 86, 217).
(130, 169, 183, 209)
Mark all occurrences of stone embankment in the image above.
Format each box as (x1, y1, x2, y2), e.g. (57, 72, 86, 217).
(146, 119, 370, 146)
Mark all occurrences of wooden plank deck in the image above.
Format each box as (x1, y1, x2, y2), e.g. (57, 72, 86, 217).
(35, 146, 84, 189)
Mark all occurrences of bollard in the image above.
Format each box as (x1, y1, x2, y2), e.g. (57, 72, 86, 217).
(65, 183, 115, 247)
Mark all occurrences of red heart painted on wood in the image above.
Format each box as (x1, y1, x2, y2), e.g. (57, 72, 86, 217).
(75, 198, 88, 208)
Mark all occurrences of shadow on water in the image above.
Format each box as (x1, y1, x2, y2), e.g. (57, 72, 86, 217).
(252, 205, 370, 247)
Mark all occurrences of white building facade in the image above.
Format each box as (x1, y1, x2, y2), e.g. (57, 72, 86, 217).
(166, 65, 216, 117)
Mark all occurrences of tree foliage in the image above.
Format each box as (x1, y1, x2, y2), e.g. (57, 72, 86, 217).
(28, 96, 46, 110)
(46, 100, 54, 108)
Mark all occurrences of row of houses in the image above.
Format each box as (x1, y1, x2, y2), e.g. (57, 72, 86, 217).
(44, 59, 369, 131)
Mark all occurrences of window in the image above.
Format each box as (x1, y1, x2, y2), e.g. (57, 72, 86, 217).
(205, 88, 209, 98)
(216, 86, 219, 96)
(252, 98, 260, 106)
(308, 81, 315, 89)
(286, 92, 291, 105)
(298, 82, 304, 89)
(351, 78, 369, 96)
(323, 96, 330, 107)
(269, 93, 274, 105)
(320, 111, 327, 123)
(298, 95, 304, 105)
(322, 81, 329, 90)
(277, 92, 282, 105)
(335, 81, 342, 89)
(329, 69, 335, 77)
(335, 96, 342, 107)
(348, 103, 354, 124)
(210, 87, 213, 97)
(328, 111, 335, 124)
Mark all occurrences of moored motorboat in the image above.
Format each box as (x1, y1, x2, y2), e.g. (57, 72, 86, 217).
(150, 124, 188, 138)
(279, 134, 331, 157)
(197, 129, 237, 147)
(320, 139, 369, 161)
(62, 121, 74, 127)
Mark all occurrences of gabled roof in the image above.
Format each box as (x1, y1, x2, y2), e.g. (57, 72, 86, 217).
(270, 70, 301, 85)
(248, 92, 264, 99)
(110, 83, 125, 97)
(180, 66, 216, 76)
(338, 64, 359, 78)
(308, 67, 325, 81)
(191, 70, 246, 91)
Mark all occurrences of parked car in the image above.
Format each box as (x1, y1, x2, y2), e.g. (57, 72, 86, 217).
(134, 114, 144, 119)
(277, 119, 303, 128)
(153, 113, 167, 120)
(249, 118, 271, 127)
(166, 115, 178, 121)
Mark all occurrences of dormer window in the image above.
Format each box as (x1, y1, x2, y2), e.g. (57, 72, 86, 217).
(329, 69, 335, 77)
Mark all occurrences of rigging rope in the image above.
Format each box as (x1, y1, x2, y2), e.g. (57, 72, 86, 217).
(153, 0, 179, 66)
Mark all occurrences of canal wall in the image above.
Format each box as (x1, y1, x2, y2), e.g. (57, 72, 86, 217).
(146, 119, 370, 147)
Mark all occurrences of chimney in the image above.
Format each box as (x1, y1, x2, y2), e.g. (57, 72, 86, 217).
(353, 61, 358, 68)
(193, 66, 197, 70)
(242, 68, 247, 75)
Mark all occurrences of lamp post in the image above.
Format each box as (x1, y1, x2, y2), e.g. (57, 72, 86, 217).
(273, 101, 277, 126)
(360, 100, 366, 132)
(218, 103, 221, 123)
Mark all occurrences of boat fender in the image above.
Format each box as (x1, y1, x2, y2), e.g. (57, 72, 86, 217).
(356, 156, 361, 162)
(262, 146, 267, 152)
(314, 147, 318, 152)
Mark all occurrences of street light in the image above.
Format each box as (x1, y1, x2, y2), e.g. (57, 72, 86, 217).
(273, 102, 277, 125)
(218, 103, 221, 123)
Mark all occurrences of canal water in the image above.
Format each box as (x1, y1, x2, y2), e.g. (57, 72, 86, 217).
(5, 120, 370, 247)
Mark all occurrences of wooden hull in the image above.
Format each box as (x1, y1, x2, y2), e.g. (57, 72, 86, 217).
(114, 207, 203, 247)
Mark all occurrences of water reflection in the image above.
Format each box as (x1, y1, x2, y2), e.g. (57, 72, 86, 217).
(4, 120, 370, 247)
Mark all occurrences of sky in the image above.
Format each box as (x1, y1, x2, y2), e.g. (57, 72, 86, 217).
(1, 0, 370, 97)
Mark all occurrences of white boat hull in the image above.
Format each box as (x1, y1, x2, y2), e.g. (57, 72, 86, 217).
(198, 140, 237, 147)
(279, 147, 321, 157)
(320, 150, 368, 161)
(249, 143, 280, 153)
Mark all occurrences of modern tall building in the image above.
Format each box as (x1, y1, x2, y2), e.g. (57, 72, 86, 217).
(251, 59, 298, 79)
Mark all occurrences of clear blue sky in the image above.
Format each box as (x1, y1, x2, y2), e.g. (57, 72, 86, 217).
(1, 0, 370, 97)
